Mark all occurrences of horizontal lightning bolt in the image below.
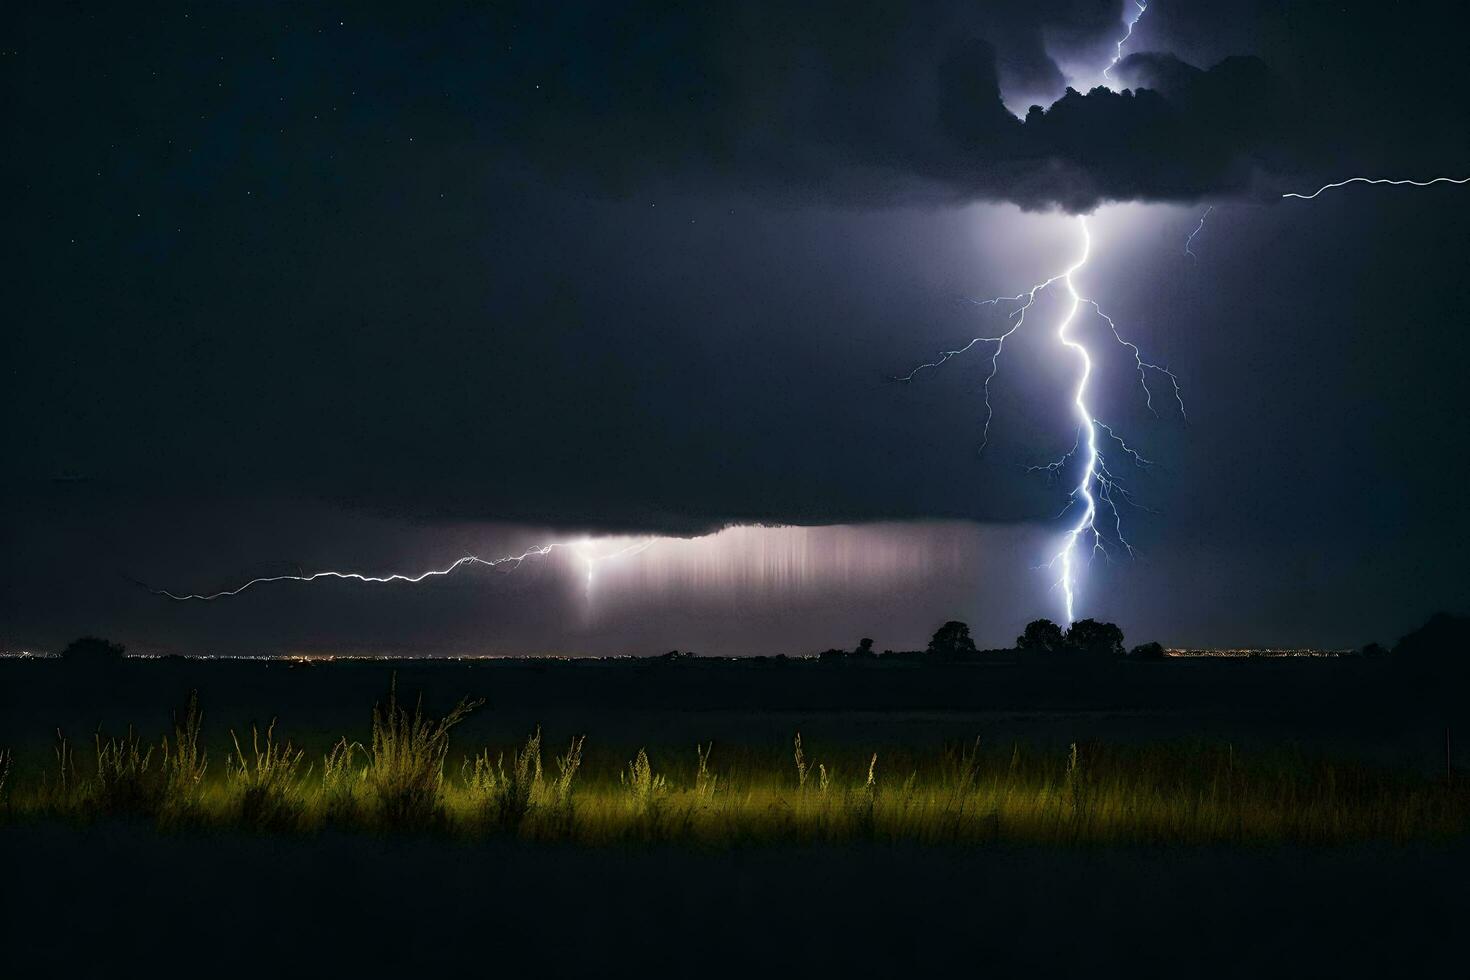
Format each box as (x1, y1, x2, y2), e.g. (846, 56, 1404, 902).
(152, 538, 656, 601)
(1282, 176, 1470, 200)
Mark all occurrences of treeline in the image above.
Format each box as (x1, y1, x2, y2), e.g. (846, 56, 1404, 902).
(816, 619, 1163, 665)
(44, 611, 1469, 671)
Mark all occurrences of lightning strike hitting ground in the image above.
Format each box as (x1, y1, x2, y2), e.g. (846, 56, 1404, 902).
(154, 538, 656, 602)
(1282, 176, 1470, 200)
(896, 217, 1182, 622)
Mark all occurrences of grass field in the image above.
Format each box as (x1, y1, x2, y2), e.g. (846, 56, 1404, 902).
(5, 660, 1468, 975)
(5, 679, 1465, 847)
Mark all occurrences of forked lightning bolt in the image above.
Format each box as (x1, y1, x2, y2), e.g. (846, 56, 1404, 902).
(153, 538, 655, 601)
(896, 216, 1182, 622)
(153, 160, 1466, 616)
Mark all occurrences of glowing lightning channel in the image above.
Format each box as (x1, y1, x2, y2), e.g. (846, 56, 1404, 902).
(152, 540, 654, 601)
(1281, 176, 1470, 200)
(1184, 205, 1213, 259)
(896, 217, 1181, 622)
(1048, 220, 1098, 622)
(1103, 2, 1149, 80)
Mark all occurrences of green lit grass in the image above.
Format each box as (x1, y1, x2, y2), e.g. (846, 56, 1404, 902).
(2, 684, 1464, 846)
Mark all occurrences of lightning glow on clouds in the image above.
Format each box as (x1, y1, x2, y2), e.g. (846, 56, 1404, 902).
(152, 524, 974, 611)
(153, 536, 676, 604)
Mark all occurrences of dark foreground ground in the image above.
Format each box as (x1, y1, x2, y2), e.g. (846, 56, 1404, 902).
(3, 824, 1466, 977)
(2, 655, 1465, 977)
(1, 654, 1463, 771)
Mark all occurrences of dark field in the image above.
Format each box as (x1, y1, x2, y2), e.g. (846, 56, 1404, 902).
(6, 825, 1467, 976)
(1, 654, 1457, 764)
(2, 655, 1466, 976)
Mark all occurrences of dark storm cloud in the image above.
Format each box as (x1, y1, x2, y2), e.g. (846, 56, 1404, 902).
(4, 0, 1466, 537)
(4, 0, 1470, 654)
(500, 12, 1283, 212)
(483, 1, 1466, 212)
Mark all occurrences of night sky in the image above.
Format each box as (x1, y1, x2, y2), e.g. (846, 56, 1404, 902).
(4, 2, 1468, 656)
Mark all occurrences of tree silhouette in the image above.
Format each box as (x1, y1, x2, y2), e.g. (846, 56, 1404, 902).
(1065, 619, 1126, 658)
(1017, 619, 1066, 653)
(1393, 612, 1470, 684)
(60, 636, 126, 667)
(927, 621, 977, 661)
(1127, 641, 1165, 661)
